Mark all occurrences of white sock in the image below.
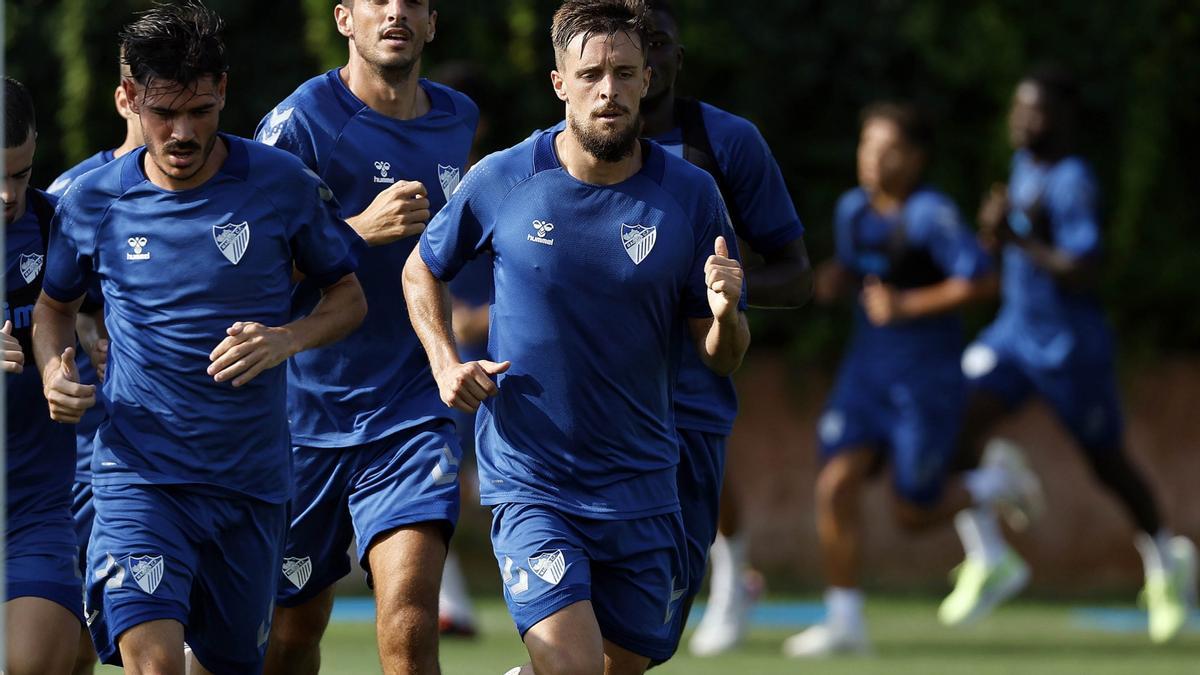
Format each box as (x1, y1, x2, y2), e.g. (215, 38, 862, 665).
(439, 550, 475, 622)
(1135, 529, 1174, 579)
(963, 465, 1010, 505)
(825, 587, 864, 633)
(707, 533, 746, 606)
(954, 508, 1007, 568)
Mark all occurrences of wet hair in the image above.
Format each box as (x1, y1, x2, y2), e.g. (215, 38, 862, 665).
(860, 101, 934, 153)
(1023, 64, 1080, 115)
(551, 0, 649, 66)
(4, 77, 36, 148)
(120, 0, 228, 91)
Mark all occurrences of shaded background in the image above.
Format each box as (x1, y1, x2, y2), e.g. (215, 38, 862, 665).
(6, 0, 1199, 595)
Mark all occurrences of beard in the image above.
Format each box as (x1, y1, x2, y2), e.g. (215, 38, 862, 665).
(568, 106, 642, 164)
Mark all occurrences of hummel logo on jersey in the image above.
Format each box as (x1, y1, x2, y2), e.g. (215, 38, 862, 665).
(19, 252, 43, 283)
(213, 221, 251, 265)
(437, 164, 461, 201)
(664, 576, 686, 624)
(258, 106, 294, 146)
(126, 236, 150, 261)
(502, 556, 530, 596)
(129, 554, 165, 594)
(621, 224, 656, 265)
(527, 220, 555, 246)
(373, 161, 395, 184)
(529, 550, 567, 586)
(430, 445, 460, 486)
(282, 557, 312, 590)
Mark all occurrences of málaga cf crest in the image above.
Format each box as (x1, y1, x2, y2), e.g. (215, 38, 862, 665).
(282, 556, 313, 590)
(213, 221, 250, 265)
(129, 554, 164, 594)
(529, 550, 567, 586)
(19, 252, 43, 283)
(621, 223, 657, 265)
(438, 164, 461, 201)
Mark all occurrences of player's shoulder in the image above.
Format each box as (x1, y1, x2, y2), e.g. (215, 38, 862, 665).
(47, 150, 113, 196)
(421, 78, 480, 123)
(658, 141, 722, 200)
(476, 130, 548, 185)
(697, 100, 763, 144)
(1049, 154, 1096, 190)
(260, 70, 359, 139)
(904, 187, 962, 237)
(238, 134, 323, 185)
(57, 151, 131, 213)
(835, 187, 869, 219)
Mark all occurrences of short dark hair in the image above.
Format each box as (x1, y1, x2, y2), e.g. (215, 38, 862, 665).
(1023, 64, 1080, 114)
(646, 0, 675, 20)
(120, 0, 228, 91)
(4, 76, 36, 148)
(551, 0, 649, 64)
(861, 101, 934, 153)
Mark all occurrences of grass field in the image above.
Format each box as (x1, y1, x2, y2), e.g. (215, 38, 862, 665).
(97, 595, 1200, 674)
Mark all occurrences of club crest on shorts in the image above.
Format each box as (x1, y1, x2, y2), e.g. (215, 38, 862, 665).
(213, 221, 250, 265)
(18, 252, 43, 283)
(283, 557, 312, 590)
(621, 223, 656, 265)
(129, 555, 164, 594)
(528, 550, 567, 586)
(437, 164, 461, 201)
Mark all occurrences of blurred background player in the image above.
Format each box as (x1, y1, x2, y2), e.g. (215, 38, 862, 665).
(952, 67, 1197, 644)
(35, 2, 367, 671)
(255, 1, 478, 672)
(638, 0, 813, 658)
(782, 102, 1043, 656)
(404, 1, 750, 670)
(45, 47, 144, 675)
(4, 75, 83, 675)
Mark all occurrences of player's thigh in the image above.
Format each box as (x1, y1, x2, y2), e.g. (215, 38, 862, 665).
(269, 585, 336, 650)
(1033, 361, 1125, 453)
(817, 379, 883, 506)
(604, 638, 651, 675)
(673, 429, 725, 597)
(71, 481, 96, 576)
(490, 504, 593, 638)
(349, 421, 461, 577)
(889, 374, 964, 508)
(366, 522, 447, 615)
(523, 600, 605, 675)
(276, 446, 357, 607)
(5, 596, 80, 675)
(589, 512, 687, 666)
(961, 341, 1032, 414)
(186, 498, 288, 675)
(117, 618, 186, 675)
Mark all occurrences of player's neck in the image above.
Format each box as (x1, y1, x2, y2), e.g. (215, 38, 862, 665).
(340, 59, 431, 121)
(144, 136, 228, 192)
(555, 129, 644, 186)
(113, 128, 142, 159)
(640, 88, 676, 137)
(868, 190, 907, 216)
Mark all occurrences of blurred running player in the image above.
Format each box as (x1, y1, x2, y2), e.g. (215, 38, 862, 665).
(404, 2, 750, 671)
(4, 75, 82, 675)
(34, 3, 366, 672)
(256, 1, 478, 672)
(947, 67, 1197, 643)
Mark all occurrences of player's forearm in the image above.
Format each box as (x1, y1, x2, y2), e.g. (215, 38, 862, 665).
(895, 276, 996, 320)
(701, 313, 751, 376)
(283, 273, 367, 355)
(344, 213, 381, 246)
(403, 250, 462, 375)
(75, 308, 108, 359)
(32, 293, 82, 382)
(745, 238, 814, 309)
(1012, 238, 1098, 290)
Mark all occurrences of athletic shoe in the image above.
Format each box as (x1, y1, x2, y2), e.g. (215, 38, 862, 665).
(938, 550, 1029, 626)
(688, 572, 758, 657)
(1142, 537, 1196, 644)
(782, 623, 870, 658)
(438, 613, 478, 639)
(982, 439, 1044, 531)
(1171, 536, 1197, 607)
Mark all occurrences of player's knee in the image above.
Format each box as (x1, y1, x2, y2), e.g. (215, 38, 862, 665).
(816, 461, 861, 511)
(532, 649, 604, 675)
(375, 600, 437, 656)
(270, 604, 329, 655)
(891, 496, 933, 532)
(6, 644, 76, 675)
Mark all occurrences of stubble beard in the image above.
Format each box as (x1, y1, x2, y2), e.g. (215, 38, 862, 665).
(568, 109, 641, 164)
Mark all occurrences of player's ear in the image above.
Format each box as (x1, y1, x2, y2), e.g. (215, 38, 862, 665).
(334, 2, 353, 39)
(427, 10, 437, 43)
(641, 63, 651, 98)
(122, 78, 140, 115)
(551, 69, 568, 103)
(216, 73, 228, 111)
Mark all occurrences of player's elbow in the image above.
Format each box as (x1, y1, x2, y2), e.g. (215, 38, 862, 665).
(402, 246, 436, 301)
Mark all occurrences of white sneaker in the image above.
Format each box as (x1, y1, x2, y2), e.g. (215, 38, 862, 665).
(1170, 536, 1198, 607)
(982, 439, 1044, 531)
(688, 576, 752, 657)
(782, 623, 870, 658)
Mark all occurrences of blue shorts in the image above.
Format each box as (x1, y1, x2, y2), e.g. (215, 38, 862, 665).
(962, 341, 1124, 451)
(818, 359, 964, 506)
(72, 481, 96, 576)
(491, 502, 687, 662)
(278, 420, 461, 605)
(86, 484, 287, 674)
(6, 494, 83, 623)
(674, 429, 725, 601)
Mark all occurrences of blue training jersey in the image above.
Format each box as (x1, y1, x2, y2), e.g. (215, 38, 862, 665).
(650, 102, 805, 434)
(983, 151, 1113, 369)
(50, 150, 123, 483)
(256, 69, 478, 447)
(835, 187, 990, 375)
(419, 130, 734, 518)
(43, 134, 362, 503)
(6, 189, 76, 519)
(47, 149, 116, 197)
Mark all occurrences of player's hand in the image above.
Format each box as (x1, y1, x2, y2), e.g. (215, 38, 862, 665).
(350, 180, 431, 246)
(978, 183, 1013, 252)
(433, 359, 510, 413)
(2, 320, 24, 374)
(86, 338, 109, 383)
(207, 322, 297, 388)
(705, 236, 744, 323)
(44, 347, 96, 423)
(861, 275, 903, 326)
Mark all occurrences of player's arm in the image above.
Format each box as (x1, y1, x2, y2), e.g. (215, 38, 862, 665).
(977, 183, 1098, 290)
(452, 300, 490, 347)
(75, 303, 109, 382)
(860, 274, 997, 327)
(403, 250, 508, 413)
(744, 236, 814, 309)
(346, 180, 431, 246)
(812, 259, 855, 305)
(689, 236, 751, 376)
(32, 292, 96, 423)
(208, 273, 366, 388)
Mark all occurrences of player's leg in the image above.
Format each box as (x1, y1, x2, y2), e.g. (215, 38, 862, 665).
(264, 446, 356, 675)
(522, 601, 606, 675)
(5, 597, 80, 675)
(117, 619, 187, 675)
(70, 481, 99, 675)
(350, 422, 462, 673)
(440, 408, 479, 637)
